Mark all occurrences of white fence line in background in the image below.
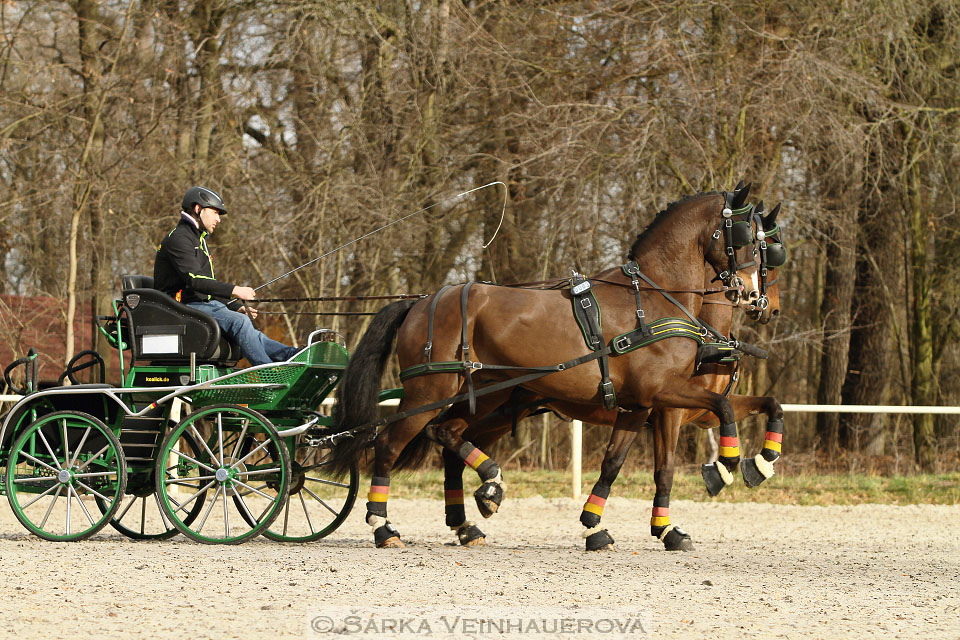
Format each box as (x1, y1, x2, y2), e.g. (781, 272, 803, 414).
(2, 392, 957, 500)
(782, 404, 960, 414)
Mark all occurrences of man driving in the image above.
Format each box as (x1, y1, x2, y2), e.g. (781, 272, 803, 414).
(153, 186, 298, 365)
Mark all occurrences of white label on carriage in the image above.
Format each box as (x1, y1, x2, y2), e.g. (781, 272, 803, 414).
(141, 334, 180, 354)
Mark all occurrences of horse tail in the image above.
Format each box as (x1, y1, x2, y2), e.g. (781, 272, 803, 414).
(328, 299, 417, 476)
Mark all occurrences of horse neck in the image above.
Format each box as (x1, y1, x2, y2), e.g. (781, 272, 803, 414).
(628, 195, 719, 293)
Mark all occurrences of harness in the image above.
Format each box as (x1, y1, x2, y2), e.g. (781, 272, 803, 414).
(398, 260, 740, 417)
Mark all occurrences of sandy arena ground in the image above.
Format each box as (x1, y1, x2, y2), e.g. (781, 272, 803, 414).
(0, 495, 957, 639)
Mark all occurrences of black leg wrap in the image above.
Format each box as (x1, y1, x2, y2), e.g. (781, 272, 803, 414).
(445, 505, 466, 528)
(475, 458, 499, 481)
(456, 523, 486, 546)
(373, 523, 401, 547)
(580, 511, 601, 528)
(651, 525, 666, 538)
(584, 529, 615, 551)
(661, 526, 693, 552)
(740, 456, 767, 488)
(719, 455, 740, 471)
(366, 502, 387, 518)
(474, 481, 504, 518)
(701, 462, 727, 497)
(761, 448, 781, 463)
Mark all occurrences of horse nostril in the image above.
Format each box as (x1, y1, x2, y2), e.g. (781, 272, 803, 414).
(748, 290, 760, 301)
(771, 309, 780, 318)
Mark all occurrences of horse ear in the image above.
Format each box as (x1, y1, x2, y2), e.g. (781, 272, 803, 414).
(731, 182, 751, 209)
(764, 202, 781, 229)
(754, 200, 765, 215)
(734, 180, 745, 192)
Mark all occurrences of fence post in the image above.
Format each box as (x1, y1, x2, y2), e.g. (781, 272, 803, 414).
(571, 419, 582, 499)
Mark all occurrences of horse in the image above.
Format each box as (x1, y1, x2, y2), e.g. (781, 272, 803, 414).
(432, 201, 787, 551)
(329, 187, 762, 548)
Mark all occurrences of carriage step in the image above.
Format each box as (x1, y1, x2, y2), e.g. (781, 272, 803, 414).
(124, 456, 156, 462)
(121, 429, 163, 435)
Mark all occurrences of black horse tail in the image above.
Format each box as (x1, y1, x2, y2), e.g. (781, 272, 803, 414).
(328, 299, 417, 477)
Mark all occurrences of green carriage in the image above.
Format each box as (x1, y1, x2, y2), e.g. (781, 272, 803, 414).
(0, 275, 388, 544)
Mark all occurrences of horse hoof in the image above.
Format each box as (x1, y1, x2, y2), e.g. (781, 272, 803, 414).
(377, 536, 405, 548)
(584, 529, 615, 551)
(374, 523, 403, 548)
(740, 456, 770, 488)
(456, 523, 486, 546)
(701, 462, 730, 497)
(662, 527, 694, 552)
(474, 481, 503, 518)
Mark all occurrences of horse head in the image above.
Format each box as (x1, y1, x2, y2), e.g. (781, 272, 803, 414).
(705, 183, 762, 306)
(747, 201, 785, 324)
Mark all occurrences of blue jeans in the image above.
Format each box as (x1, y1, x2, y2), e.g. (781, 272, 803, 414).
(187, 300, 299, 366)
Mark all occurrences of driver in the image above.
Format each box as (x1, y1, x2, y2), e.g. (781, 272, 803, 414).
(153, 186, 299, 365)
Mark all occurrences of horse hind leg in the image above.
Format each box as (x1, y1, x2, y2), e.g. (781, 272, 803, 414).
(366, 408, 446, 548)
(433, 416, 508, 520)
(442, 447, 486, 546)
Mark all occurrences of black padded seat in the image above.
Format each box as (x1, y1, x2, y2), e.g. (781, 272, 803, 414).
(120, 274, 241, 366)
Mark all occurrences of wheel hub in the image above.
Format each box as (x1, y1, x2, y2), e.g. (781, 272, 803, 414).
(57, 469, 72, 484)
(215, 468, 229, 483)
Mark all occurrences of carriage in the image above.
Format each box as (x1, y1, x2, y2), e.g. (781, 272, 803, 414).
(0, 275, 398, 544)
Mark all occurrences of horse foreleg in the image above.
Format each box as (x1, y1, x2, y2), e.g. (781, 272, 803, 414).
(736, 396, 784, 488)
(650, 408, 693, 551)
(580, 410, 648, 551)
(654, 384, 739, 497)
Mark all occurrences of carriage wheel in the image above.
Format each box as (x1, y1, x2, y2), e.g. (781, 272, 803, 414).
(96, 431, 206, 540)
(5, 411, 126, 541)
(236, 436, 359, 542)
(155, 404, 290, 545)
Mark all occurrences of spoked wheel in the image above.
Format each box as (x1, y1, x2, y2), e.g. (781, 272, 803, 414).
(96, 431, 206, 541)
(243, 437, 359, 543)
(156, 404, 290, 545)
(5, 411, 127, 541)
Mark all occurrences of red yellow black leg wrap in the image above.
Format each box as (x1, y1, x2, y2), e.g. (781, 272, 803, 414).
(717, 422, 741, 471)
(761, 418, 783, 462)
(580, 483, 611, 528)
(366, 475, 389, 519)
(650, 493, 671, 537)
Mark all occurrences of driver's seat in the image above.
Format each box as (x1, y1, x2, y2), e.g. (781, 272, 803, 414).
(119, 275, 240, 366)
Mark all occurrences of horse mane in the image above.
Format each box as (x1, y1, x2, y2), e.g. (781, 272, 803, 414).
(627, 191, 720, 260)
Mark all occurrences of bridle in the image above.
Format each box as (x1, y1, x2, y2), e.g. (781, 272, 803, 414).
(707, 192, 758, 304)
(751, 202, 787, 313)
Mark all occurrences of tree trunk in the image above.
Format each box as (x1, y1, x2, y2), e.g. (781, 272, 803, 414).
(815, 209, 858, 453)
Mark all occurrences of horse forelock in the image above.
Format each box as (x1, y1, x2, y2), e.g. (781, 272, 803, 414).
(627, 191, 722, 260)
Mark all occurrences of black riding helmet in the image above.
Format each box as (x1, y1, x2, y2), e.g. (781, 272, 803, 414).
(182, 186, 227, 215)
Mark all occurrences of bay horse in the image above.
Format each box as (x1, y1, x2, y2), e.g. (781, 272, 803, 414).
(435, 202, 787, 551)
(329, 188, 762, 548)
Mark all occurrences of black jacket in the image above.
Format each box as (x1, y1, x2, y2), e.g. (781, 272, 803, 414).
(153, 215, 235, 304)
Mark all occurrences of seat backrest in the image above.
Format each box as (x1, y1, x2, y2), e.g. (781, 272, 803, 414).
(121, 274, 154, 290)
(119, 275, 237, 366)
